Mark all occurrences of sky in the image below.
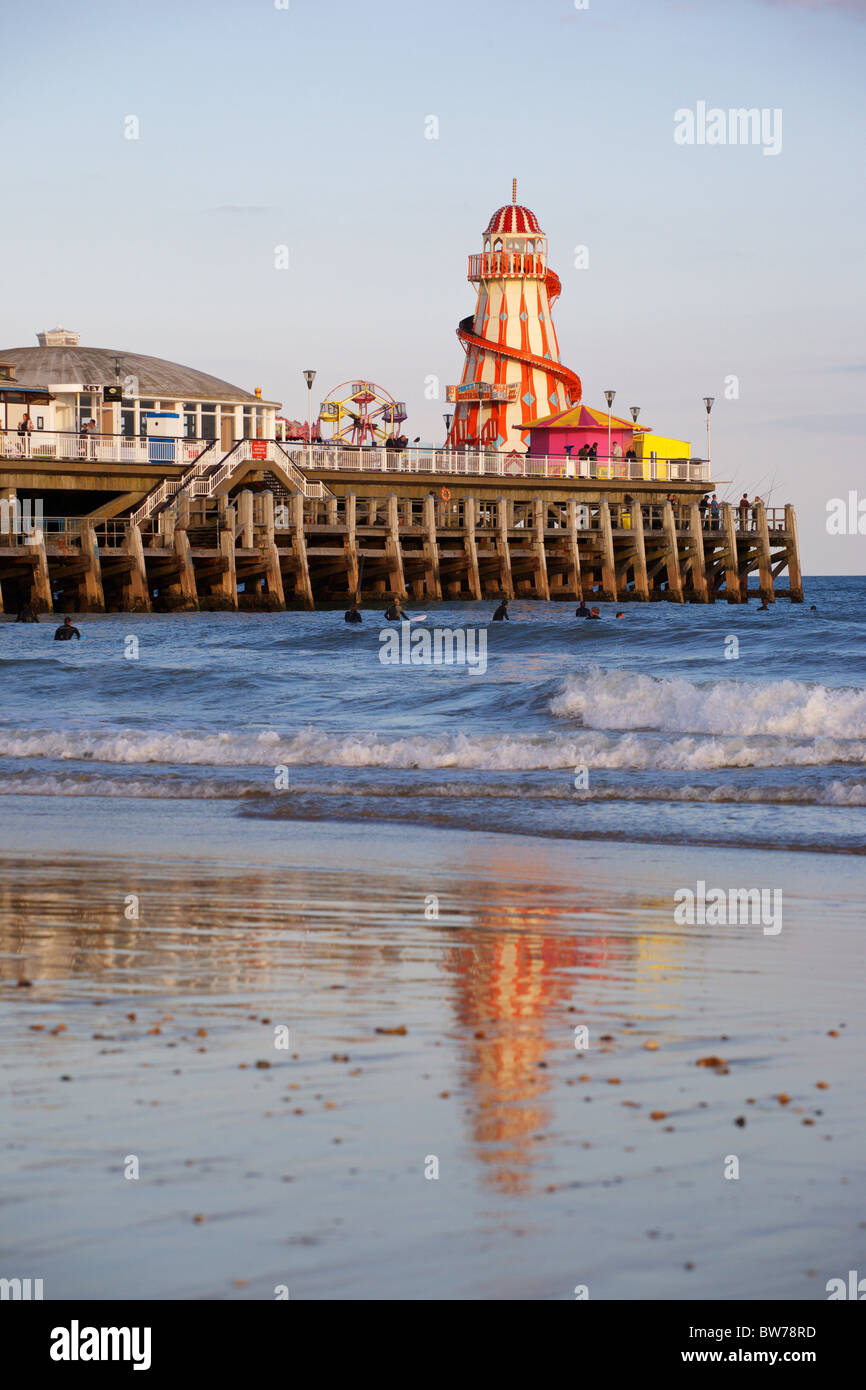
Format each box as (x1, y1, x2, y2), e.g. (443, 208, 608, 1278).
(2, 0, 865, 572)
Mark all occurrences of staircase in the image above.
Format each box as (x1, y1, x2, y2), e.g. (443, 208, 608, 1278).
(129, 438, 331, 530)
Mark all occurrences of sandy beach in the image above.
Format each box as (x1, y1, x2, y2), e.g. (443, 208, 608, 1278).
(1, 800, 861, 1301)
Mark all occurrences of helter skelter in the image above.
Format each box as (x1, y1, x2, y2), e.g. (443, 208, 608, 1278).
(446, 180, 583, 454)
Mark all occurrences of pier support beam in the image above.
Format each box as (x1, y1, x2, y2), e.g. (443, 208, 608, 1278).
(599, 500, 616, 601)
(78, 521, 105, 612)
(566, 500, 583, 602)
(464, 496, 482, 600)
(784, 504, 804, 602)
(123, 522, 151, 611)
(721, 504, 742, 603)
(169, 527, 198, 610)
(237, 490, 254, 549)
(496, 497, 514, 599)
(27, 531, 53, 613)
(687, 503, 710, 603)
(344, 494, 360, 599)
(662, 502, 684, 602)
(385, 495, 407, 599)
(261, 492, 285, 607)
(292, 493, 314, 610)
(533, 500, 550, 600)
(630, 501, 649, 600)
(755, 504, 774, 603)
(423, 494, 442, 600)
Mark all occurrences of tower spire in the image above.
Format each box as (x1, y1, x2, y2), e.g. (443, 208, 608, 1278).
(512, 177, 517, 205)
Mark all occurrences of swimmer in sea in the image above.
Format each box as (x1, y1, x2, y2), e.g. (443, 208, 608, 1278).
(344, 602, 362, 624)
(53, 616, 81, 641)
(492, 599, 509, 621)
(576, 601, 590, 618)
(384, 598, 410, 621)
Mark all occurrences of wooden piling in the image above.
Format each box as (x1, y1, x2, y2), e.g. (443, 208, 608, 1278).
(423, 494, 442, 600)
(344, 493, 360, 598)
(784, 504, 804, 602)
(687, 502, 710, 603)
(755, 503, 774, 603)
(385, 495, 407, 599)
(532, 499, 550, 600)
(237, 490, 254, 549)
(629, 501, 649, 601)
(662, 502, 684, 603)
(261, 491, 285, 607)
(79, 521, 105, 612)
(292, 493, 314, 610)
(123, 522, 151, 611)
(28, 531, 53, 613)
(599, 499, 616, 601)
(721, 504, 742, 603)
(463, 496, 482, 600)
(171, 527, 199, 610)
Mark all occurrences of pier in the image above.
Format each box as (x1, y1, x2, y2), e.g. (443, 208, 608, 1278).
(0, 437, 802, 612)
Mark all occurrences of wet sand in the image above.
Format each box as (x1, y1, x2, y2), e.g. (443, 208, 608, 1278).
(0, 800, 863, 1300)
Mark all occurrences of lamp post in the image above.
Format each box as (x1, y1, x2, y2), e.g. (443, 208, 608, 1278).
(703, 396, 714, 476)
(303, 369, 316, 462)
(628, 407, 640, 476)
(604, 389, 616, 471)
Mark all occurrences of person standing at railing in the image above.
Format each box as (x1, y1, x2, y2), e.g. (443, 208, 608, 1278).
(710, 494, 720, 530)
(751, 495, 764, 531)
(699, 493, 710, 527)
(17, 413, 33, 457)
(738, 492, 750, 531)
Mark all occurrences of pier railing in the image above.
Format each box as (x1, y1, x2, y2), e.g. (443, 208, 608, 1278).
(281, 444, 711, 484)
(0, 429, 213, 468)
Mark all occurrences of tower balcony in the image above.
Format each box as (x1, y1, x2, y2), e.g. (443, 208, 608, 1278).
(468, 252, 546, 282)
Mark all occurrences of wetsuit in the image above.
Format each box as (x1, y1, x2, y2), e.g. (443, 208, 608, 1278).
(53, 624, 81, 641)
(384, 606, 409, 621)
(576, 605, 590, 618)
(344, 609, 362, 624)
(492, 603, 509, 621)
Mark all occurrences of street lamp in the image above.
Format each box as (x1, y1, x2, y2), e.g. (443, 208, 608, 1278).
(443, 411, 453, 446)
(604, 389, 616, 468)
(303, 369, 316, 455)
(703, 396, 714, 473)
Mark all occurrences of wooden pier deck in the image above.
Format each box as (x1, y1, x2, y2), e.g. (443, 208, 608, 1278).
(0, 487, 803, 614)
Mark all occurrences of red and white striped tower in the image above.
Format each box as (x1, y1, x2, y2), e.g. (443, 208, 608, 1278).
(446, 181, 582, 453)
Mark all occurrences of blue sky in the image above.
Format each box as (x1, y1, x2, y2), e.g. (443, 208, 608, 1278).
(3, 0, 865, 570)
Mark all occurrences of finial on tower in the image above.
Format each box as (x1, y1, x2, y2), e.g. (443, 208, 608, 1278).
(512, 178, 517, 205)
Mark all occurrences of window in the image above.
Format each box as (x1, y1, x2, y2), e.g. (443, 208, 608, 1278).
(183, 403, 197, 438)
(242, 407, 252, 439)
(139, 401, 155, 437)
(121, 408, 135, 437)
(201, 406, 216, 440)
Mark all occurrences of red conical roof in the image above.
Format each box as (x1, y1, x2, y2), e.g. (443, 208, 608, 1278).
(484, 204, 542, 235)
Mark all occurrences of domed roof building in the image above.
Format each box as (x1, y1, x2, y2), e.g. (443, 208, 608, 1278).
(0, 329, 279, 448)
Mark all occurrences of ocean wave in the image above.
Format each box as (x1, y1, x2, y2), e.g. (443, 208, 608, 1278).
(550, 668, 866, 737)
(1, 770, 865, 808)
(0, 721, 864, 772)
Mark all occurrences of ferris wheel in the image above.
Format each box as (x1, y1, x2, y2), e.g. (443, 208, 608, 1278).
(318, 380, 407, 446)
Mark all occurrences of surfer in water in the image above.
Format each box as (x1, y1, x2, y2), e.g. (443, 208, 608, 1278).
(344, 601, 362, 624)
(53, 616, 81, 641)
(492, 599, 509, 621)
(384, 598, 411, 621)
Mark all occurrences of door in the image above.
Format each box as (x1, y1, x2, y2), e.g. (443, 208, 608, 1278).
(221, 415, 234, 451)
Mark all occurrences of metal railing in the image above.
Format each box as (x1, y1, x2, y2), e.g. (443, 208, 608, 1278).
(280, 444, 711, 483)
(0, 428, 212, 467)
(468, 252, 547, 280)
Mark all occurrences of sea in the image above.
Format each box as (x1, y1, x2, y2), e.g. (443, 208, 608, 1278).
(1, 576, 864, 856)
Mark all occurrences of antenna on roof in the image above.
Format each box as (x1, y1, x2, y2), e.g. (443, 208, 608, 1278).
(512, 178, 517, 205)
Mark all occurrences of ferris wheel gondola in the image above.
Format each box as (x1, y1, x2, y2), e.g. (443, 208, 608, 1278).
(318, 380, 407, 446)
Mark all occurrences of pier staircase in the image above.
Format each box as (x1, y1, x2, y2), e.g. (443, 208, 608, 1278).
(129, 438, 331, 531)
